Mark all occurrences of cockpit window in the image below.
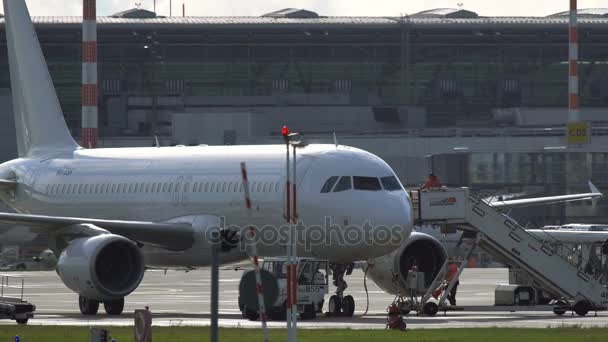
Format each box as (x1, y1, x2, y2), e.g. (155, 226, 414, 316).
(353, 176, 382, 191)
(381, 176, 403, 191)
(333, 176, 352, 192)
(320, 176, 339, 193)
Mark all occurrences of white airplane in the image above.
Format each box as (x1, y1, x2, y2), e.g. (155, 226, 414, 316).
(0, 0, 413, 317)
(0, 0, 603, 319)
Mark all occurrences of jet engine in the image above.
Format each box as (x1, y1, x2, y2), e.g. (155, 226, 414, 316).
(366, 232, 448, 295)
(56, 234, 145, 301)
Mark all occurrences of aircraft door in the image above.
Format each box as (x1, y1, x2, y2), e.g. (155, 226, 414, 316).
(181, 175, 193, 206)
(172, 176, 184, 206)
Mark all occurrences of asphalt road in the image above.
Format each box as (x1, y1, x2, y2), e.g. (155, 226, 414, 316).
(1, 268, 607, 329)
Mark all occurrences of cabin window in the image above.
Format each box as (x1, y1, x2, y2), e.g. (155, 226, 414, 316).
(184, 183, 190, 192)
(333, 176, 352, 192)
(263, 183, 268, 192)
(168, 183, 174, 192)
(320, 176, 339, 193)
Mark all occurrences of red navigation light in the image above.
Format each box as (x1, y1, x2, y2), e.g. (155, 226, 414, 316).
(282, 126, 289, 137)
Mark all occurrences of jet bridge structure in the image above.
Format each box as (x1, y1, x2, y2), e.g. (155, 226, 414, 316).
(415, 187, 608, 316)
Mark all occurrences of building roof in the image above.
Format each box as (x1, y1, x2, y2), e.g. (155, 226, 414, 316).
(549, 8, 608, 17)
(412, 8, 479, 18)
(262, 8, 319, 19)
(1, 8, 608, 29)
(111, 8, 158, 19)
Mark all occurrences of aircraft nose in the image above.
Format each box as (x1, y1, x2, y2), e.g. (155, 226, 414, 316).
(379, 191, 414, 244)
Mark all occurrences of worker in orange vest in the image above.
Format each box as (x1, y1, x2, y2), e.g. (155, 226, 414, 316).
(445, 262, 460, 306)
(424, 173, 441, 190)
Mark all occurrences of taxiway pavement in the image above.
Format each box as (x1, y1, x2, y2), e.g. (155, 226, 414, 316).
(1, 268, 607, 329)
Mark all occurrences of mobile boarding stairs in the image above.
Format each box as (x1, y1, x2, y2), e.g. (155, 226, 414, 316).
(413, 187, 608, 316)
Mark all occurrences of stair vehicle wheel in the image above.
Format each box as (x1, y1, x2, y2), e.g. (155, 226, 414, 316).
(243, 305, 260, 321)
(423, 302, 439, 316)
(328, 295, 341, 316)
(342, 295, 355, 317)
(552, 300, 568, 316)
(104, 298, 125, 315)
(79, 296, 99, 315)
(16, 318, 28, 325)
(573, 301, 590, 317)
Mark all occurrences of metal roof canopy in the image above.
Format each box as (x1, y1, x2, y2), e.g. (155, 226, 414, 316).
(112, 8, 158, 19)
(412, 8, 479, 18)
(549, 8, 608, 17)
(262, 8, 319, 19)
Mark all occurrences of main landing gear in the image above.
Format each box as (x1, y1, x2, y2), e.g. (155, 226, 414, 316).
(79, 296, 125, 316)
(327, 263, 356, 317)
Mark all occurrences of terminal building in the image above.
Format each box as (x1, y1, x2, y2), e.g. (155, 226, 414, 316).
(1, 7, 608, 225)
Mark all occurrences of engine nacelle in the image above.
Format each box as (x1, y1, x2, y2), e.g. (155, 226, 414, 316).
(56, 234, 145, 301)
(366, 232, 448, 295)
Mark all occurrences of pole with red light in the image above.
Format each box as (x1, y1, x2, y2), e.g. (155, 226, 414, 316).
(290, 132, 298, 333)
(82, 0, 98, 148)
(282, 126, 294, 340)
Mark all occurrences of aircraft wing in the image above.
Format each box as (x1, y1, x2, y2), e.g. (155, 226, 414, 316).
(0, 212, 194, 251)
(489, 181, 602, 208)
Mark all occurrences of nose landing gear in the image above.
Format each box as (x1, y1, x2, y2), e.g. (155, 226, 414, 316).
(327, 263, 356, 317)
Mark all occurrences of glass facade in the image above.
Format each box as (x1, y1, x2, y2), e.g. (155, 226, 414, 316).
(0, 20, 608, 132)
